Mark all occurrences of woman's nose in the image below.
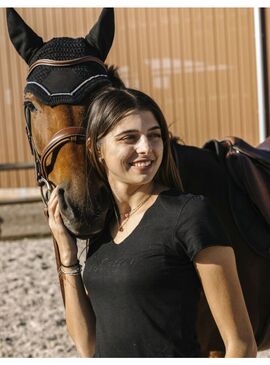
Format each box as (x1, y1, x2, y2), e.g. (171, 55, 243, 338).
(136, 135, 152, 154)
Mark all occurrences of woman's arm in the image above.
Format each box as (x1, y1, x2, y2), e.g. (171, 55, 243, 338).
(48, 188, 96, 357)
(194, 246, 257, 358)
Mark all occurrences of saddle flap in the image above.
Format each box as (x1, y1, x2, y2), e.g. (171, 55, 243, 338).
(223, 137, 270, 226)
(204, 137, 270, 259)
(224, 136, 270, 168)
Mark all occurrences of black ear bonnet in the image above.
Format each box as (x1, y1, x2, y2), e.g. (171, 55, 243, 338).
(6, 8, 115, 106)
(25, 37, 111, 106)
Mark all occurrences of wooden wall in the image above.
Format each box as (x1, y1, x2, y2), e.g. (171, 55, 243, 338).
(0, 8, 260, 187)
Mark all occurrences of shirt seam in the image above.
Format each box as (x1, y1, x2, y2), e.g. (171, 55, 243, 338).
(172, 195, 203, 249)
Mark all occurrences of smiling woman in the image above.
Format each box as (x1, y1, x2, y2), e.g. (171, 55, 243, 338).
(94, 111, 164, 188)
(84, 88, 182, 240)
(85, 87, 182, 193)
(47, 87, 256, 358)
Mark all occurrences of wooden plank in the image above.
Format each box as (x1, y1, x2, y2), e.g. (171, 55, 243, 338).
(0, 187, 41, 205)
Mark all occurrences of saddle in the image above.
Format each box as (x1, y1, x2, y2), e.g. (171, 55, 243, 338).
(203, 136, 270, 259)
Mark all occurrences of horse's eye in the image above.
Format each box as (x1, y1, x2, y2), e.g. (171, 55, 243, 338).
(24, 101, 37, 113)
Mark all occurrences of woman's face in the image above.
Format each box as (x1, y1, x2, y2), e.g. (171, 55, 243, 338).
(99, 110, 164, 189)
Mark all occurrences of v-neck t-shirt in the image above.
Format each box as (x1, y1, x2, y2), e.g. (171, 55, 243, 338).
(83, 189, 230, 357)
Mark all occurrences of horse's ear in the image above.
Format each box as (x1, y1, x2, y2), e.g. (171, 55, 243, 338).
(6, 8, 44, 65)
(85, 8, 114, 61)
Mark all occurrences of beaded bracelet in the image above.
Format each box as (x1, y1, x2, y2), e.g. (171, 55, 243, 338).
(58, 263, 82, 276)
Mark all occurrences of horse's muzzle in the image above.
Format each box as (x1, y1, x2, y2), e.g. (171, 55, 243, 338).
(57, 186, 106, 239)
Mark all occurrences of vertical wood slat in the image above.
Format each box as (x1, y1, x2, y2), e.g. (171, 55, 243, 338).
(0, 8, 260, 188)
(248, 10, 259, 141)
(1, 9, 21, 187)
(158, 8, 175, 128)
(148, 9, 164, 108)
(215, 8, 231, 139)
(237, 9, 249, 138)
(136, 8, 151, 94)
(167, 8, 185, 139)
(262, 9, 270, 136)
(226, 9, 242, 137)
(203, 9, 219, 142)
(126, 8, 140, 89)
(108, 9, 129, 86)
(181, 9, 199, 144)
(171, 8, 188, 142)
(0, 10, 10, 187)
(190, 8, 209, 144)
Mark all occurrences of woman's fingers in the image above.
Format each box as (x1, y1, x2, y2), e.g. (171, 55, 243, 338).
(47, 187, 64, 228)
(54, 202, 64, 225)
(48, 187, 60, 217)
(48, 186, 59, 206)
(46, 186, 78, 262)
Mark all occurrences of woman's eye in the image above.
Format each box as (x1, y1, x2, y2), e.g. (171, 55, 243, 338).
(149, 133, 162, 139)
(120, 132, 161, 143)
(122, 135, 138, 142)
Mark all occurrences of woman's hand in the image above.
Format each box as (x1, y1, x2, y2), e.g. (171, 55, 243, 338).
(48, 187, 78, 266)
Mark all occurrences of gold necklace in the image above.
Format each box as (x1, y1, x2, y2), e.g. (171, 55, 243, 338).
(116, 187, 155, 232)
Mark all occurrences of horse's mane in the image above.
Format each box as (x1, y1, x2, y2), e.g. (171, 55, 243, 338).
(106, 64, 126, 88)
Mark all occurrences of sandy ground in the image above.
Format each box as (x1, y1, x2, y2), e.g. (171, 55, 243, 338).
(0, 202, 269, 358)
(0, 202, 83, 357)
(0, 237, 79, 357)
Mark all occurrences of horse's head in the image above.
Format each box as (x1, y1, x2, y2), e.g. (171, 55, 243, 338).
(6, 8, 116, 238)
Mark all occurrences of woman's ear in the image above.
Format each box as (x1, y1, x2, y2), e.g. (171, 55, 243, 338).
(86, 137, 94, 162)
(87, 137, 104, 162)
(97, 147, 104, 162)
(86, 137, 92, 152)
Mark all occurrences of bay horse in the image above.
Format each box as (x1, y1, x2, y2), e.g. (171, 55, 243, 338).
(6, 8, 270, 357)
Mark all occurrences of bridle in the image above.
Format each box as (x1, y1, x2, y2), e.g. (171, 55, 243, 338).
(28, 55, 107, 76)
(24, 104, 86, 206)
(24, 56, 106, 206)
(23, 55, 109, 305)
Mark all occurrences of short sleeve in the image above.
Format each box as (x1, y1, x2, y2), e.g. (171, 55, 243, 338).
(174, 195, 231, 260)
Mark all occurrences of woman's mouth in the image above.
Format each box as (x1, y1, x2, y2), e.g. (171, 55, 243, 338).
(130, 160, 153, 168)
(129, 160, 154, 171)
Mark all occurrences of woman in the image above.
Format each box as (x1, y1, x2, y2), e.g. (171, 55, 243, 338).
(48, 87, 257, 357)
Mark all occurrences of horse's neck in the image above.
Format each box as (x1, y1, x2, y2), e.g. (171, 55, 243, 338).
(174, 143, 228, 197)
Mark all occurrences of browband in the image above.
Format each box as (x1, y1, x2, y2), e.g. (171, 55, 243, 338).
(28, 55, 107, 77)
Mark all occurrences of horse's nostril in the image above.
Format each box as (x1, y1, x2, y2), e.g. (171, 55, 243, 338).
(58, 187, 68, 209)
(58, 187, 65, 196)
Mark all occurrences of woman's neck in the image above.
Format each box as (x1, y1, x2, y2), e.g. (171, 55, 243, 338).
(110, 182, 155, 215)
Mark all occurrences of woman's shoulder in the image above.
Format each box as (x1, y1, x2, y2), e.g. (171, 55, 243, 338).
(154, 188, 209, 221)
(159, 188, 207, 206)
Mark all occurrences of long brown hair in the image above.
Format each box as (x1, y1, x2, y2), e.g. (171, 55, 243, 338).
(86, 87, 182, 189)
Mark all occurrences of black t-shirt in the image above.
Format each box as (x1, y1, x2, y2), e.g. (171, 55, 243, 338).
(83, 190, 230, 358)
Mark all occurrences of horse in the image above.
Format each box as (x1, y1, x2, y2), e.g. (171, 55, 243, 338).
(6, 8, 270, 357)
